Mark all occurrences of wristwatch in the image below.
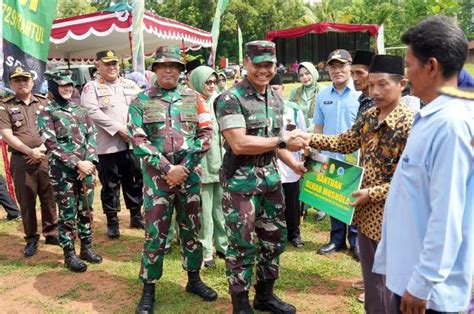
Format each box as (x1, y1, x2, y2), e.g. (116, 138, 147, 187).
(163, 164, 172, 174)
(277, 136, 287, 149)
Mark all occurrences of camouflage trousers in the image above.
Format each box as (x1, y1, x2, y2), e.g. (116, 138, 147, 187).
(222, 187, 287, 294)
(50, 170, 95, 250)
(139, 179, 203, 283)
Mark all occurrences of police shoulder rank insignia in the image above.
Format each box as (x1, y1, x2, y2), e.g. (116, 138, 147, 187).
(2, 95, 14, 103)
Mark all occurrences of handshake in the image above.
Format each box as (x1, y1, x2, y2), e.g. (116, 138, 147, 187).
(282, 130, 312, 152)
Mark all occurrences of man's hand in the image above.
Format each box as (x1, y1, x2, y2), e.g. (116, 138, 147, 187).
(166, 165, 189, 187)
(117, 126, 129, 143)
(287, 130, 311, 147)
(25, 147, 46, 164)
(76, 160, 96, 180)
(291, 161, 307, 176)
(349, 189, 370, 206)
(400, 290, 427, 314)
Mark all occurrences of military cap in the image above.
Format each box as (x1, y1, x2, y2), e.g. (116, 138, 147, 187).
(352, 50, 375, 67)
(269, 73, 283, 86)
(245, 41, 277, 64)
(439, 86, 474, 100)
(96, 50, 119, 63)
(327, 49, 352, 64)
(153, 46, 185, 67)
(369, 55, 404, 76)
(44, 71, 75, 86)
(9, 66, 32, 79)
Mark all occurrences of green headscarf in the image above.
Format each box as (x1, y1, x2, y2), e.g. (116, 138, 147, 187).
(188, 65, 217, 97)
(217, 72, 226, 93)
(289, 62, 320, 127)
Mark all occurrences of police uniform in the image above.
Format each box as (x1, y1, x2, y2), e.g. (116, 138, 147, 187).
(38, 72, 102, 272)
(80, 50, 144, 237)
(0, 67, 57, 250)
(131, 46, 217, 313)
(214, 41, 296, 313)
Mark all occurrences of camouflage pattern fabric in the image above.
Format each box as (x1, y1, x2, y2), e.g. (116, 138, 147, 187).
(38, 100, 98, 249)
(128, 84, 213, 283)
(214, 77, 288, 294)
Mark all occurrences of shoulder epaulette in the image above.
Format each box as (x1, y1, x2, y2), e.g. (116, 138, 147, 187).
(1, 95, 15, 103)
(34, 93, 47, 99)
(439, 86, 474, 100)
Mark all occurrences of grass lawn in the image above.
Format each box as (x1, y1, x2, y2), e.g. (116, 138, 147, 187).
(0, 140, 363, 313)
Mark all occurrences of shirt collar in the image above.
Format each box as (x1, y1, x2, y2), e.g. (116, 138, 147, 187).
(418, 95, 449, 118)
(375, 102, 410, 130)
(330, 80, 355, 94)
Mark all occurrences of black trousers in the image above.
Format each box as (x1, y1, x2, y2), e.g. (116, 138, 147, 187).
(97, 150, 143, 214)
(282, 181, 301, 241)
(394, 294, 458, 314)
(0, 175, 20, 218)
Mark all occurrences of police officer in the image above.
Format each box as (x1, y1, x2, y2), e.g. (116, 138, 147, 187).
(81, 50, 144, 239)
(38, 72, 102, 272)
(0, 67, 58, 257)
(214, 41, 306, 314)
(129, 46, 217, 314)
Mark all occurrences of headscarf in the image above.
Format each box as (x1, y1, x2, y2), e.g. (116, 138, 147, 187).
(290, 62, 320, 124)
(188, 65, 217, 97)
(126, 71, 149, 89)
(45, 72, 74, 105)
(217, 72, 227, 93)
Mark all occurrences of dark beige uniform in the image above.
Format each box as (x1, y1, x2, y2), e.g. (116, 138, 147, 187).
(0, 94, 57, 243)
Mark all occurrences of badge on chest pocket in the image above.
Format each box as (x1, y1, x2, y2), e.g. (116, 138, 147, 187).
(9, 108, 24, 128)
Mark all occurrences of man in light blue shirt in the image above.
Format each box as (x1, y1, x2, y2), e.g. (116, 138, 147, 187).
(373, 16, 474, 314)
(313, 49, 361, 259)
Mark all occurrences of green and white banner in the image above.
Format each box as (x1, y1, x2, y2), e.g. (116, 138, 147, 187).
(3, 0, 58, 93)
(300, 153, 364, 224)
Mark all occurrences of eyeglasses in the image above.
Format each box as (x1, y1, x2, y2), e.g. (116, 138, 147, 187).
(205, 80, 217, 86)
(327, 63, 351, 71)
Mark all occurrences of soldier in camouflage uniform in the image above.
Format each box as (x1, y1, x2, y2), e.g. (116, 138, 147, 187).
(129, 46, 218, 314)
(214, 41, 306, 314)
(38, 72, 102, 273)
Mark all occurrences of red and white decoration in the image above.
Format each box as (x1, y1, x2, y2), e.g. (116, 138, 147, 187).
(49, 10, 212, 61)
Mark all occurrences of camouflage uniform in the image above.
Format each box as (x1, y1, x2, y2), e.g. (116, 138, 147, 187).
(129, 83, 213, 283)
(38, 98, 98, 250)
(215, 75, 287, 294)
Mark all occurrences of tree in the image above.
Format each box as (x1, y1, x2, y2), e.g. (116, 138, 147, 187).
(56, 0, 96, 18)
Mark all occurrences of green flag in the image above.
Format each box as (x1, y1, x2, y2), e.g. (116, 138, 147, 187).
(238, 25, 243, 65)
(3, 0, 58, 92)
(209, 0, 229, 67)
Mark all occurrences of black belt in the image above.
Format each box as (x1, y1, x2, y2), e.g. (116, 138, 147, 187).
(237, 152, 275, 167)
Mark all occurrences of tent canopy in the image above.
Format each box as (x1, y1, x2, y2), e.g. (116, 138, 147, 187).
(266, 22, 380, 66)
(49, 10, 212, 61)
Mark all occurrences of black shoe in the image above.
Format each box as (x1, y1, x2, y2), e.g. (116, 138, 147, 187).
(136, 283, 155, 314)
(253, 280, 296, 314)
(231, 291, 254, 314)
(289, 237, 304, 248)
(315, 210, 326, 221)
(6, 214, 21, 221)
(45, 236, 60, 246)
(186, 271, 218, 301)
(204, 259, 216, 268)
(130, 210, 145, 229)
(317, 242, 346, 255)
(350, 245, 360, 262)
(80, 240, 103, 264)
(106, 213, 120, 239)
(216, 251, 226, 260)
(23, 242, 37, 257)
(64, 247, 87, 272)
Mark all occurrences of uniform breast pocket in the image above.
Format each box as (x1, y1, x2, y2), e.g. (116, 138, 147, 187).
(246, 117, 267, 135)
(179, 111, 198, 133)
(11, 113, 25, 128)
(98, 96, 113, 109)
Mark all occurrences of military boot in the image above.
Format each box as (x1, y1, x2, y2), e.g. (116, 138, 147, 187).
(231, 291, 254, 314)
(185, 271, 218, 301)
(130, 208, 145, 229)
(64, 247, 87, 273)
(136, 283, 155, 314)
(253, 280, 296, 314)
(79, 239, 103, 264)
(106, 212, 120, 239)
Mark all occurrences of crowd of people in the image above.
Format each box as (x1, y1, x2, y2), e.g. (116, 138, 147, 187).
(0, 15, 473, 314)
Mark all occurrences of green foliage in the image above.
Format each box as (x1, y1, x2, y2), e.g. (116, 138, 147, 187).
(55, 0, 96, 18)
